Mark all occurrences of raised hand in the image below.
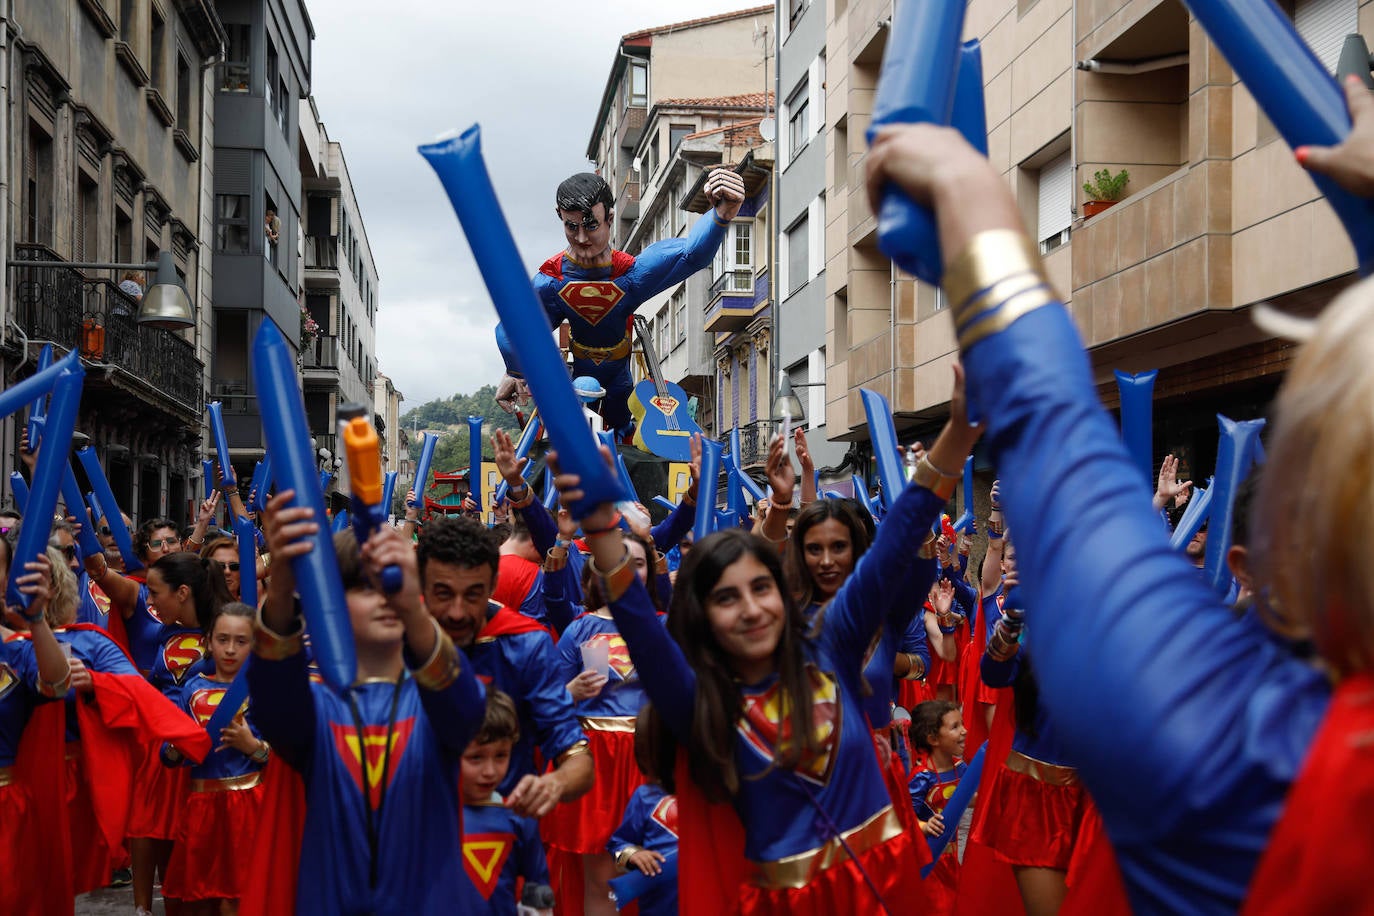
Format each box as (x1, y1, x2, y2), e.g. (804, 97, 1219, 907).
(491, 428, 527, 487)
(706, 168, 747, 222)
(794, 427, 813, 469)
(764, 433, 794, 505)
(1153, 454, 1192, 512)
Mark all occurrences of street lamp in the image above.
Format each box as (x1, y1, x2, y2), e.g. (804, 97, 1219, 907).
(13, 249, 194, 329)
(771, 374, 826, 423)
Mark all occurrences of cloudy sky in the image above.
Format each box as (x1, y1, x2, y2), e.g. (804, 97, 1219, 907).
(307, 0, 769, 411)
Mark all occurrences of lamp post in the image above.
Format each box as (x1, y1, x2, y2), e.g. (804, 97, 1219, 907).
(12, 250, 194, 329)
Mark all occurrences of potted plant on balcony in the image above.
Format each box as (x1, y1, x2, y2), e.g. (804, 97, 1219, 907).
(299, 302, 320, 367)
(1082, 168, 1130, 218)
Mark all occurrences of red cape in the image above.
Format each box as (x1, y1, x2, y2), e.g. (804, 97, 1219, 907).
(10, 702, 73, 915)
(675, 751, 749, 915)
(493, 555, 541, 615)
(239, 755, 307, 916)
(957, 690, 1025, 916)
(1242, 673, 1374, 916)
(480, 603, 553, 641)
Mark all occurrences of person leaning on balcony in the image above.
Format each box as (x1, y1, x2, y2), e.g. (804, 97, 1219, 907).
(863, 94, 1374, 911)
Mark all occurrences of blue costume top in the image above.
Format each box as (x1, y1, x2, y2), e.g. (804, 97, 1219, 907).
(955, 248, 1329, 914)
(555, 612, 656, 720)
(74, 570, 115, 632)
(805, 602, 929, 730)
(462, 798, 550, 915)
(147, 623, 207, 692)
(609, 482, 944, 864)
(0, 639, 49, 766)
(121, 583, 163, 675)
(979, 631, 1070, 766)
(247, 626, 486, 915)
(498, 212, 729, 432)
(55, 625, 141, 742)
(469, 601, 588, 795)
(608, 783, 680, 916)
(908, 760, 968, 827)
(514, 500, 583, 634)
(161, 671, 264, 780)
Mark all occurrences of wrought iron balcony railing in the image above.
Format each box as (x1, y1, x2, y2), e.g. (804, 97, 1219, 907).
(708, 269, 754, 301)
(301, 334, 340, 370)
(10, 244, 204, 415)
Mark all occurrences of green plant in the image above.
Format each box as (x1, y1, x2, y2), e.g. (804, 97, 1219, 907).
(1083, 168, 1130, 202)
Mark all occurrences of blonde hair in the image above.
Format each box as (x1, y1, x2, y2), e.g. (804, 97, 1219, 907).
(1253, 277, 1374, 675)
(44, 546, 79, 628)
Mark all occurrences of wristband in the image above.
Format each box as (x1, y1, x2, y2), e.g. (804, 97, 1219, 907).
(507, 482, 535, 509)
(250, 741, 270, 763)
(582, 511, 623, 537)
(911, 457, 959, 501)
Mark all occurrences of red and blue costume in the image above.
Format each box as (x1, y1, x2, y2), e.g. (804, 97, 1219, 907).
(953, 240, 1333, 914)
(497, 211, 730, 434)
(909, 760, 967, 916)
(608, 481, 945, 914)
(468, 599, 588, 795)
(245, 619, 487, 914)
(160, 671, 266, 902)
(608, 783, 681, 916)
(463, 796, 551, 915)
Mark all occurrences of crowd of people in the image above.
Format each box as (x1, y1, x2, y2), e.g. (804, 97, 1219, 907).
(4, 68, 1374, 916)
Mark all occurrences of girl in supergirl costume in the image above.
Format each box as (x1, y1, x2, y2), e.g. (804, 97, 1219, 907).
(246, 507, 488, 915)
(557, 382, 981, 916)
(607, 706, 682, 916)
(161, 603, 266, 913)
(906, 700, 968, 916)
(545, 530, 659, 916)
(865, 122, 1374, 914)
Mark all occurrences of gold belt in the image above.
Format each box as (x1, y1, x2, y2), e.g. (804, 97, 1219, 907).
(570, 336, 631, 364)
(0, 766, 14, 788)
(751, 804, 904, 890)
(1005, 750, 1079, 787)
(190, 772, 262, 793)
(579, 715, 637, 733)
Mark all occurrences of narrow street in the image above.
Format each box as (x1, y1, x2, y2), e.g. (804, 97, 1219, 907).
(75, 888, 163, 914)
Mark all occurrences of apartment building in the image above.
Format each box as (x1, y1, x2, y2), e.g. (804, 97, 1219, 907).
(299, 95, 380, 500)
(2, 0, 224, 521)
(826, 0, 1364, 481)
(373, 371, 406, 496)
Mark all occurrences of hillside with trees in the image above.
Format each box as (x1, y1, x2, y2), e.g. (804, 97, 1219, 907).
(398, 385, 523, 506)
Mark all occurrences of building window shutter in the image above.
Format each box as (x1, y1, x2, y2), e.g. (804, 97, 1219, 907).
(1037, 151, 1072, 246)
(1295, 0, 1358, 73)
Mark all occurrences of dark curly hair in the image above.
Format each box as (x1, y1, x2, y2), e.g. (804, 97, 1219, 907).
(416, 515, 500, 585)
(135, 517, 180, 561)
(910, 699, 961, 752)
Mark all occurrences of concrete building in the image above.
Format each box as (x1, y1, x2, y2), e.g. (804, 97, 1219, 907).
(373, 370, 406, 504)
(208, 0, 311, 482)
(299, 94, 380, 499)
(824, 0, 1366, 481)
(586, 4, 775, 251)
(2, 0, 224, 522)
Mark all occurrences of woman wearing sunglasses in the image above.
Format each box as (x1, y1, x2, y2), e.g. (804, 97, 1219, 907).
(200, 536, 244, 603)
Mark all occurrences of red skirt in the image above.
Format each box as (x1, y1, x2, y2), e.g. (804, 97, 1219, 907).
(972, 753, 1086, 870)
(163, 775, 265, 901)
(0, 780, 53, 916)
(738, 826, 929, 916)
(926, 851, 960, 916)
(67, 751, 116, 895)
(542, 725, 644, 854)
(127, 744, 190, 840)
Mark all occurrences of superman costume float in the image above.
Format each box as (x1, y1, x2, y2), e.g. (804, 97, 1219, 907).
(245, 613, 487, 914)
(495, 170, 742, 438)
(604, 479, 949, 914)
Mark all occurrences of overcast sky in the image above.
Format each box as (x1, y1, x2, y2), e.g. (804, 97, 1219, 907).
(307, 0, 769, 412)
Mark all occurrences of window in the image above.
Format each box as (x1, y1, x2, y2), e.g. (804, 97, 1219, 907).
(115, 208, 133, 263)
(789, 0, 809, 30)
(712, 221, 754, 292)
(119, 0, 136, 43)
(75, 173, 99, 262)
(807, 348, 826, 428)
(670, 181, 684, 233)
(149, 8, 165, 89)
(1295, 0, 1358, 73)
(216, 194, 250, 253)
(786, 216, 809, 297)
(176, 53, 194, 131)
(786, 79, 809, 163)
(669, 123, 693, 155)
(265, 195, 281, 266)
(656, 306, 669, 357)
(221, 23, 250, 91)
(265, 38, 279, 121)
(278, 76, 290, 135)
(672, 287, 686, 345)
(629, 62, 648, 107)
(1037, 151, 1072, 253)
(834, 118, 849, 189)
(23, 122, 54, 245)
(645, 130, 659, 179)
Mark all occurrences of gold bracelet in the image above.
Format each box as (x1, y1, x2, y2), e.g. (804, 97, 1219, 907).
(917, 532, 939, 559)
(944, 230, 1058, 350)
(588, 550, 637, 603)
(911, 457, 959, 501)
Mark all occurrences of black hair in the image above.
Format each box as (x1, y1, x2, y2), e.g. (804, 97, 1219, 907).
(150, 551, 233, 632)
(784, 498, 874, 610)
(416, 515, 501, 584)
(581, 530, 659, 613)
(910, 699, 960, 752)
(634, 702, 676, 793)
(555, 172, 614, 216)
(209, 601, 255, 636)
(1231, 470, 1262, 551)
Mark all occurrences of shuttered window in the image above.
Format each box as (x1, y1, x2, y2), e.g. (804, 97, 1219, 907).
(1037, 151, 1072, 249)
(1295, 0, 1358, 74)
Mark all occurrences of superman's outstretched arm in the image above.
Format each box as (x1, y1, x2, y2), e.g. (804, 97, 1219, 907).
(628, 169, 746, 297)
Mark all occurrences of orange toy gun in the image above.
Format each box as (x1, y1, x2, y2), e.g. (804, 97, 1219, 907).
(340, 404, 403, 594)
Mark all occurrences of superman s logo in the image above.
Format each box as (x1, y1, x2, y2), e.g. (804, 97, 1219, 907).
(331, 718, 416, 806)
(463, 832, 514, 900)
(188, 687, 227, 726)
(161, 634, 205, 682)
(0, 663, 16, 702)
(558, 281, 625, 325)
(585, 632, 635, 681)
(737, 664, 840, 786)
(87, 579, 112, 618)
(650, 794, 679, 838)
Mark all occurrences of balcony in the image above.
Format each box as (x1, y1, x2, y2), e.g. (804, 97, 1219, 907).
(616, 104, 646, 152)
(615, 176, 641, 224)
(9, 245, 204, 418)
(304, 234, 338, 270)
(725, 419, 772, 471)
(301, 334, 341, 380)
(704, 269, 756, 333)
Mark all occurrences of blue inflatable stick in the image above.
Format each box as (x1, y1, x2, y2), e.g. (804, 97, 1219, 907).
(409, 432, 438, 509)
(952, 455, 976, 532)
(251, 321, 356, 692)
(26, 343, 53, 450)
(1202, 416, 1266, 596)
(77, 447, 141, 572)
(59, 465, 102, 560)
(694, 439, 723, 541)
(9, 366, 84, 611)
(922, 741, 987, 874)
(467, 417, 484, 511)
(608, 852, 678, 910)
(234, 514, 258, 609)
(860, 388, 906, 512)
(202, 459, 215, 500)
(1168, 476, 1214, 550)
(419, 126, 629, 516)
(1182, 0, 1374, 274)
(726, 428, 767, 502)
(652, 495, 678, 514)
(206, 401, 236, 487)
(1115, 370, 1157, 487)
(381, 470, 398, 518)
(494, 411, 541, 505)
(319, 470, 334, 493)
(10, 473, 28, 513)
(0, 348, 78, 423)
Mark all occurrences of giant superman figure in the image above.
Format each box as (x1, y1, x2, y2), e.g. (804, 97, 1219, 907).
(495, 167, 746, 439)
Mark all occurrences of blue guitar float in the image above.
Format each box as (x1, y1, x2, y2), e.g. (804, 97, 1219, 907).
(628, 314, 702, 462)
